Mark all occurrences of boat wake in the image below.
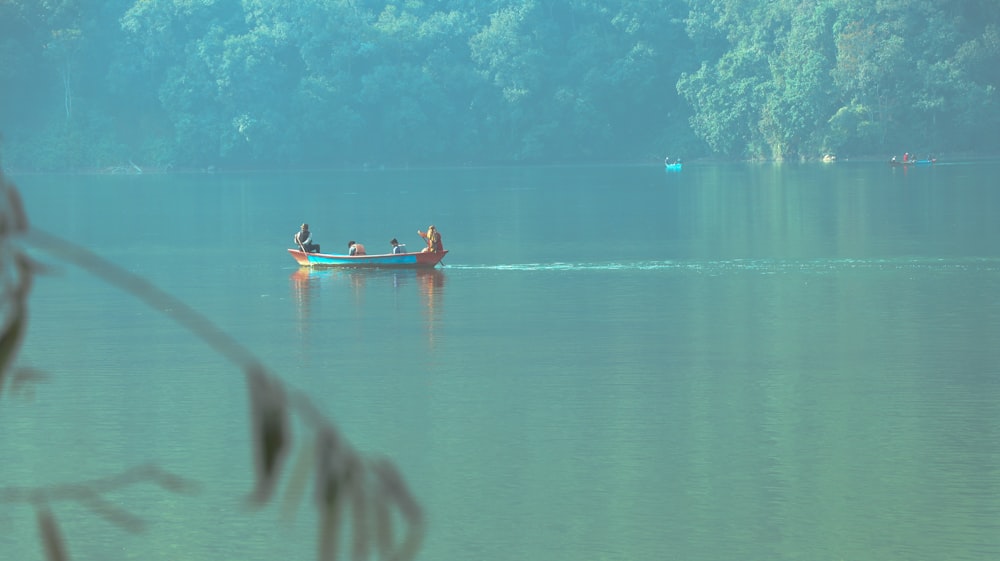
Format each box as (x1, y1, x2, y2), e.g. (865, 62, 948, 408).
(445, 257, 1000, 274)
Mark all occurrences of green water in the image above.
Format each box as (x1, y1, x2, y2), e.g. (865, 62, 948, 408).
(4, 161, 1000, 561)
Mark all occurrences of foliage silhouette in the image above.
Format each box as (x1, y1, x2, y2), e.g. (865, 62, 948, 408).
(0, 167, 424, 561)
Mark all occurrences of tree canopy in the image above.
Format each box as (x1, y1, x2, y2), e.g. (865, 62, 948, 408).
(1, 0, 998, 170)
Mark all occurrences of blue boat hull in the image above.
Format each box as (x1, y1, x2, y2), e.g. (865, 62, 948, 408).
(289, 248, 448, 268)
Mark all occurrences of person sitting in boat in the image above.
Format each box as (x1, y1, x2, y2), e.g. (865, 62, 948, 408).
(390, 238, 406, 254)
(294, 223, 320, 253)
(664, 156, 674, 165)
(348, 240, 366, 256)
(903, 152, 910, 163)
(417, 225, 443, 253)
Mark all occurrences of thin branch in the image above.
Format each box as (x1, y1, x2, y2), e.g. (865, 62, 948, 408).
(10, 224, 425, 561)
(0, 464, 199, 506)
(24, 229, 260, 371)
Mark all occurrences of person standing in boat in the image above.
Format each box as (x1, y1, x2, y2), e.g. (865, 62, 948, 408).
(294, 223, 320, 253)
(390, 238, 406, 254)
(348, 240, 367, 255)
(418, 225, 443, 253)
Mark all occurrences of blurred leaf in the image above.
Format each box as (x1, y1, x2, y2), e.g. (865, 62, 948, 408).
(374, 497, 393, 559)
(280, 439, 316, 522)
(35, 507, 68, 561)
(0, 304, 26, 398)
(318, 499, 343, 561)
(314, 427, 345, 509)
(246, 367, 290, 505)
(371, 459, 423, 561)
(2, 177, 29, 235)
(346, 456, 369, 561)
(8, 366, 50, 399)
(315, 428, 346, 561)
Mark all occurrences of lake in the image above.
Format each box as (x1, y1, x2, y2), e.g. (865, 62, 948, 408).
(4, 161, 1000, 561)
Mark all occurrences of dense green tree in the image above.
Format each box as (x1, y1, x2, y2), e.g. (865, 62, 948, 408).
(944, 24, 1000, 146)
(0, 2, 46, 139)
(1, 0, 998, 170)
(468, 0, 547, 160)
(679, 0, 789, 158)
(759, 0, 839, 159)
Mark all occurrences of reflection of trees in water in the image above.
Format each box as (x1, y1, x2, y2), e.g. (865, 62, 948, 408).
(0, 169, 423, 561)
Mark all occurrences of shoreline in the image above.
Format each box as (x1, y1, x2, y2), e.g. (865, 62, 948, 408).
(3, 152, 999, 177)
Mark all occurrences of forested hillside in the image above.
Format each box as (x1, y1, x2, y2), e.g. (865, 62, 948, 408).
(1, 0, 998, 171)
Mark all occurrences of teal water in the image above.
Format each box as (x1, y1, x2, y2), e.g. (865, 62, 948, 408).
(4, 162, 1000, 561)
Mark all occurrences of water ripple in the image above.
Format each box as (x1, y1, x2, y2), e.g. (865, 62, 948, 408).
(446, 256, 1000, 274)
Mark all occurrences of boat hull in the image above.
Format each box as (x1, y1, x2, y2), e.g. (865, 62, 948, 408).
(664, 163, 683, 171)
(289, 248, 448, 268)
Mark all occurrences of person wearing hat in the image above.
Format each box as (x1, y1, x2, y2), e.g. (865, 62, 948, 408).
(390, 238, 407, 254)
(294, 223, 320, 253)
(417, 225, 443, 253)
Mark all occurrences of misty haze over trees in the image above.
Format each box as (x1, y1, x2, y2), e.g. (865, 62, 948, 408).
(1, 0, 998, 171)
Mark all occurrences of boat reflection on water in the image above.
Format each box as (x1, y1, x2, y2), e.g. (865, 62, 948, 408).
(289, 267, 318, 325)
(415, 268, 445, 350)
(289, 267, 446, 347)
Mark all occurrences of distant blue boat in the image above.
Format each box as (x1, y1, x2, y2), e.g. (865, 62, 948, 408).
(664, 162, 683, 171)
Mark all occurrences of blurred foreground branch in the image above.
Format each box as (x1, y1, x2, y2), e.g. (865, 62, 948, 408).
(0, 168, 424, 561)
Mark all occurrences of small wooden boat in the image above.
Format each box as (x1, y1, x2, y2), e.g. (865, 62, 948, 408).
(289, 248, 448, 268)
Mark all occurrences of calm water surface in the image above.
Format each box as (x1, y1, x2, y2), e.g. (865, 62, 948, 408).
(4, 162, 1000, 561)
